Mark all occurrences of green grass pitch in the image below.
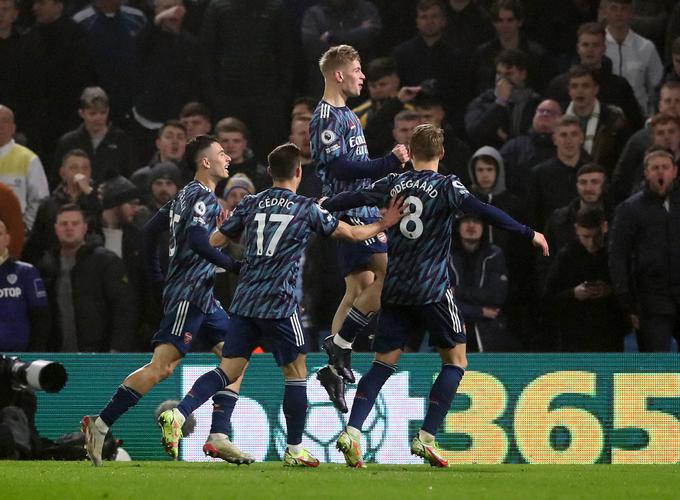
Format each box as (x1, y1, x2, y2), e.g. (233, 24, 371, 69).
(3, 462, 680, 500)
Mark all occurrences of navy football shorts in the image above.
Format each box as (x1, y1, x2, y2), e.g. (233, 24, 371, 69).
(336, 216, 388, 277)
(373, 289, 467, 353)
(222, 310, 308, 366)
(152, 300, 228, 355)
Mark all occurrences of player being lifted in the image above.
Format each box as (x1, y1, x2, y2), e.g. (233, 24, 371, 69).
(310, 45, 410, 408)
(81, 135, 253, 466)
(156, 143, 405, 467)
(323, 124, 549, 467)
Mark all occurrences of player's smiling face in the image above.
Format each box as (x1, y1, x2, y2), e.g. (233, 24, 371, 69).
(205, 141, 231, 180)
(340, 60, 365, 98)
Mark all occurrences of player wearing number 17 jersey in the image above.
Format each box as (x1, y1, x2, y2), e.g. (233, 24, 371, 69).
(324, 124, 549, 468)
(160, 143, 406, 467)
(310, 44, 410, 398)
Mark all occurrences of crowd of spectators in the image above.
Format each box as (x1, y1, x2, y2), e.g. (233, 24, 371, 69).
(1, 0, 679, 354)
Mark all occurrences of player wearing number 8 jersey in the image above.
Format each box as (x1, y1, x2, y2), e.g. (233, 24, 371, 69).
(161, 143, 406, 467)
(324, 124, 549, 468)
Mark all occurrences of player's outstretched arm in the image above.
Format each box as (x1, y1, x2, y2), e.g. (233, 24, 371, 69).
(531, 232, 549, 257)
(142, 206, 171, 283)
(326, 146, 407, 182)
(331, 197, 405, 243)
(187, 226, 241, 272)
(209, 230, 232, 249)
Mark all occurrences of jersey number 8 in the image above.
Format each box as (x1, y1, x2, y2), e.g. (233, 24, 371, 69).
(399, 196, 424, 240)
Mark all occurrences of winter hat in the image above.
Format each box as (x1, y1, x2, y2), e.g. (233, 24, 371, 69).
(223, 174, 255, 199)
(101, 176, 140, 209)
(149, 162, 183, 188)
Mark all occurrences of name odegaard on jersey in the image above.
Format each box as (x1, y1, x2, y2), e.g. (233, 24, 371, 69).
(390, 179, 438, 198)
(258, 197, 295, 210)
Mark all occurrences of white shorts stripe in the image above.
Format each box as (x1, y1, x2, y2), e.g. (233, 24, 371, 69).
(291, 312, 304, 347)
(446, 289, 462, 333)
(171, 301, 190, 336)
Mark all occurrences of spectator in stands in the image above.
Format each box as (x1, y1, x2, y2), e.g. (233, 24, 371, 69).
(302, 0, 381, 97)
(0, 218, 50, 351)
(0, 105, 49, 232)
(201, 0, 293, 160)
(391, 109, 421, 154)
(28, 0, 97, 155)
(527, 115, 590, 229)
(444, 0, 495, 58)
(132, 0, 199, 162)
(73, 0, 146, 125)
(130, 120, 191, 201)
(500, 99, 561, 199)
(603, 0, 663, 117)
(414, 90, 471, 183)
(613, 111, 680, 203)
(291, 97, 317, 121)
(659, 36, 680, 94)
(289, 114, 322, 198)
(450, 213, 514, 352)
(544, 207, 626, 352)
(545, 22, 643, 131)
(37, 204, 138, 352)
(53, 87, 137, 187)
(146, 163, 180, 216)
(0, 182, 23, 258)
(391, 0, 468, 130)
(353, 57, 407, 156)
(564, 65, 629, 176)
(214, 117, 270, 193)
(179, 101, 211, 140)
(609, 147, 680, 352)
(465, 48, 540, 149)
(470, 0, 555, 95)
(23, 149, 100, 264)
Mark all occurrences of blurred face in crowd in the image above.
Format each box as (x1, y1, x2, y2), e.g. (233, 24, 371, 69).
(532, 100, 562, 134)
(644, 154, 677, 196)
(577, 33, 606, 67)
(568, 74, 599, 110)
(416, 5, 447, 39)
(493, 8, 521, 41)
(458, 218, 484, 244)
(337, 59, 365, 98)
(0, 220, 9, 256)
(575, 223, 605, 255)
(368, 74, 400, 101)
(32, 0, 63, 24)
(223, 187, 249, 211)
(659, 86, 680, 117)
(79, 105, 109, 136)
(603, 1, 634, 30)
(55, 210, 88, 249)
(576, 172, 605, 205)
(651, 120, 680, 152)
(393, 117, 420, 145)
(95, 0, 122, 14)
(496, 63, 526, 87)
(0, 0, 18, 35)
(416, 105, 445, 128)
(151, 178, 177, 206)
(672, 53, 680, 78)
(217, 131, 247, 164)
(0, 105, 16, 147)
(156, 125, 186, 162)
(292, 102, 313, 120)
(180, 114, 211, 140)
(553, 124, 584, 159)
(474, 158, 497, 192)
(60, 154, 92, 186)
(115, 200, 141, 225)
(289, 119, 311, 159)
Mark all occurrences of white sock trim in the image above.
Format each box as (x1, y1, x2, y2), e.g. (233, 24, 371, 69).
(346, 426, 361, 439)
(94, 417, 109, 434)
(287, 443, 303, 454)
(418, 430, 435, 443)
(333, 335, 353, 350)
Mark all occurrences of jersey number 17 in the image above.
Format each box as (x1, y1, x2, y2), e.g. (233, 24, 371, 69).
(254, 213, 294, 256)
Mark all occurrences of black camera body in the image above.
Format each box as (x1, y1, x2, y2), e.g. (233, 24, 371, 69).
(0, 355, 67, 393)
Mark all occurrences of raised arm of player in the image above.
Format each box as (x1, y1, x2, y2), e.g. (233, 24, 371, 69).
(186, 226, 242, 272)
(331, 197, 404, 242)
(142, 202, 171, 284)
(326, 144, 408, 181)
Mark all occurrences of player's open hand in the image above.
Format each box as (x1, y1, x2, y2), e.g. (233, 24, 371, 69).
(380, 197, 406, 228)
(392, 144, 410, 165)
(532, 231, 549, 256)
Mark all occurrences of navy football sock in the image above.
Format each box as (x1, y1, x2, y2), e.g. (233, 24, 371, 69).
(210, 389, 238, 436)
(99, 385, 142, 427)
(348, 361, 395, 431)
(337, 306, 372, 344)
(177, 368, 230, 419)
(422, 364, 465, 436)
(283, 379, 307, 446)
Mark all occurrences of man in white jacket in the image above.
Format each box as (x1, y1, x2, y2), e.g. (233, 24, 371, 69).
(603, 0, 663, 117)
(0, 105, 49, 232)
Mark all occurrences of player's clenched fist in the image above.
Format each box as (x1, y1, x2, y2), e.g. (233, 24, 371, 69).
(392, 144, 410, 164)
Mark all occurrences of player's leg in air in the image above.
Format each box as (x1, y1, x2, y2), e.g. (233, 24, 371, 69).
(318, 247, 387, 411)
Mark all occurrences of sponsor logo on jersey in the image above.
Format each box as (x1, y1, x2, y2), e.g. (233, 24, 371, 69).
(321, 129, 337, 145)
(194, 201, 207, 216)
(0, 287, 21, 298)
(6, 274, 17, 285)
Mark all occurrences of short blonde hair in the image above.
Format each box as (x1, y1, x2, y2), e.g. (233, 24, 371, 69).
(319, 45, 360, 74)
(409, 124, 444, 161)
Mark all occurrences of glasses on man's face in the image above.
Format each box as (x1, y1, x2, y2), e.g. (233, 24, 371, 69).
(536, 108, 558, 117)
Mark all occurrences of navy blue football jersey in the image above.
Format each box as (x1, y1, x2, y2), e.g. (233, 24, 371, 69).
(219, 187, 339, 319)
(310, 100, 380, 221)
(361, 170, 471, 305)
(161, 180, 222, 314)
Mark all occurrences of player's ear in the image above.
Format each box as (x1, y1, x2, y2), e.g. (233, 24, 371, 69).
(438, 147, 445, 161)
(267, 166, 273, 178)
(335, 70, 344, 83)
